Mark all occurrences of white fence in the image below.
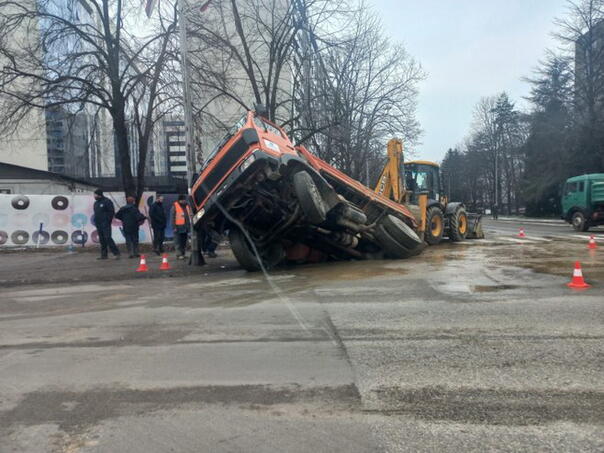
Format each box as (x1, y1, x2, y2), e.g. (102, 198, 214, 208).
(0, 193, 153, 248)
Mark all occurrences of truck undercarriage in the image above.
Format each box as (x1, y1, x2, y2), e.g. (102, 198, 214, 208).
(191, 111, 424, 271)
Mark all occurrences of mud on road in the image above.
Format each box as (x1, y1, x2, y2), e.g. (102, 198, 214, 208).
(0, 230, 603, 452)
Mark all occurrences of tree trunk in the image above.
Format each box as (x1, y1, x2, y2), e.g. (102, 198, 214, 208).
(112, 96, 135, 198)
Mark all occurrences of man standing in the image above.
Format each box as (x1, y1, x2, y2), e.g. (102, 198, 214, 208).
(170, 194, 191, 260)
(149, 194, 167, 255)
(93, 189, 120, 260)
(115, 196, 146, 258)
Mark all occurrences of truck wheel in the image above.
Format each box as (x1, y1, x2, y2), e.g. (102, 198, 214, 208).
(425, 206, 445, 245)
(381, 214, 422, 250)
(229, 228, 283, 272)
(293, 171, 327, 224)
(374, 225, 412, 259)
(449, 206, 468, 242)
(571, 211, 589, 232)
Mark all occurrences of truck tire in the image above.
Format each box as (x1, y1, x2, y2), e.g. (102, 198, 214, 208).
(571, 211, 589, 232)
(374, 224, 412, 259)
(293, 171, 327, 224)
(381, 214, 422, 250)
(425, 206, 445, 245)
(449, 206, 468, 242)
(229, 228, 283, 272)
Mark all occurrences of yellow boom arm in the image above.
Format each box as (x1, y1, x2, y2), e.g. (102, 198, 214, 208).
(374, 138, 404, 202)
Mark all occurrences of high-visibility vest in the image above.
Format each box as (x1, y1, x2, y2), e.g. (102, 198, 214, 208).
(173, 202, 190, 226)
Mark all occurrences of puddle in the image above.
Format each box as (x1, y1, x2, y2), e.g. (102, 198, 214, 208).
(471, 284, 519, 293)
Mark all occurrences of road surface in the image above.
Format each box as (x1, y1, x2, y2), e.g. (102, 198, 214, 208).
(0, 224, 603, 452)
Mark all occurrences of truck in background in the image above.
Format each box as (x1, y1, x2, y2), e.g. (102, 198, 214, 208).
(561, 173, 604, 231)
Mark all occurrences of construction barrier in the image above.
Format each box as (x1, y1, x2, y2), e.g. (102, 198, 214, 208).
(0, 193, 154, 248)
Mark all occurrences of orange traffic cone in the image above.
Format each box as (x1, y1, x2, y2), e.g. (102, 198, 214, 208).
(588, 235, 597, 250)
(567, 261, 590, 289)
(518, 227, 526, 238)
(159, 253, 171, 270)
(136, 255, 149, 272)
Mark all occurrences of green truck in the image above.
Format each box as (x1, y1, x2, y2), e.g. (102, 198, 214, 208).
(561, 173, 604, 231)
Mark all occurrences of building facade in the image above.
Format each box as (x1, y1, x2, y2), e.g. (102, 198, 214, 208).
(0, 0, 48, 171)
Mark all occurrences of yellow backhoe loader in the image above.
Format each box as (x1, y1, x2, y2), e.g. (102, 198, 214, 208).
(374, 138, 484, 244)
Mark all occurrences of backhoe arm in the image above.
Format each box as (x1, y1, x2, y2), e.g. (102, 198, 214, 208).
(374, 138, 404, 203)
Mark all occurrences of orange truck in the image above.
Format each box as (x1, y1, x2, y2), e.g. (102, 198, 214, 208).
(191, 110, 424, 271)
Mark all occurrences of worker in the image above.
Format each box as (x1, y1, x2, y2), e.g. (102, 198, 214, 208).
(93, 189, 120, 260)
(170, 194, 191, 260)
(202, 225, 219, 258)
(115, 195, 146, 258)
(149, 194, 167, 255)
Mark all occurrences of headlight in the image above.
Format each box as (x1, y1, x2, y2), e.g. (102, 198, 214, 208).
(240, 152, 257, 171)
(193, 208, 205, 224)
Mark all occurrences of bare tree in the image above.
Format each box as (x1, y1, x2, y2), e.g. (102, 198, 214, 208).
(555, 0, 604, 168)
(295, 4, 424, 184)
(184, 0, 349, 158)
(0, 0, 179, 200)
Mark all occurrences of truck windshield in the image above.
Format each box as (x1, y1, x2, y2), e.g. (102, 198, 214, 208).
(253, 115, 282, 137)
(203, 114, 248, 168)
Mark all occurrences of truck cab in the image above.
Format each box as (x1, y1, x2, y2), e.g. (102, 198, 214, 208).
(562, 174, 604, 231)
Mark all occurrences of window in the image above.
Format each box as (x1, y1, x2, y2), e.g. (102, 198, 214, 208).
(565, 182, 577, 195)
(579, 181, 585, 192)
(0, 188, 11, 194)
(253, 116, 282, 137)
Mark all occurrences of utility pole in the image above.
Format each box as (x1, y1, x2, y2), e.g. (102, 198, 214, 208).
(178, 0, 203, 265)
(178, 0, 196, 187)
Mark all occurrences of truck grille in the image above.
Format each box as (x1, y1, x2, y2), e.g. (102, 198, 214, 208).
(194, 137, 249, 206)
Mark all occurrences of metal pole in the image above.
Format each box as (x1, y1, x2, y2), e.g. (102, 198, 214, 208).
(178, 0, 195, 186)
(178, 0, 203, 265)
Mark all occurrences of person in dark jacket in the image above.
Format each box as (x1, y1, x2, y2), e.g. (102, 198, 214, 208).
(115, 196, 146, 258)
(93, 189, 120, 260)
(170, 194, 191, 259)
(149, 194, 167, 255)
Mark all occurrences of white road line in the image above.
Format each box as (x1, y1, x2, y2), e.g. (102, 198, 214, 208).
(569, 234, 604, 240)
(520, 236, 552, 242)
(498, 237, 540, 244)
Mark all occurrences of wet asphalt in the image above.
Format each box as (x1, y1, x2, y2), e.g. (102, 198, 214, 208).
(0, 220, 603, 452)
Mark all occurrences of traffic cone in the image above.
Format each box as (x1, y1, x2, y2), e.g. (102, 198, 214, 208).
(518, 227, 526, 238)
(159, 253, 171, 270)
(567, 261, 590, 289)
(136, 255, 149, 272)
(588, 235, 597, 250)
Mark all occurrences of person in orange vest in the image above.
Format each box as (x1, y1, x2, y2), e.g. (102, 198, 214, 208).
(170, 194, 191, 259)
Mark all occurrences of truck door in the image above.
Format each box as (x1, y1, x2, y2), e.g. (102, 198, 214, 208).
(562, 181, 581, 215)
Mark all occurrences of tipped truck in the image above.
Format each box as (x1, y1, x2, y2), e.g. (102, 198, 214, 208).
(190, 111, 423, 271)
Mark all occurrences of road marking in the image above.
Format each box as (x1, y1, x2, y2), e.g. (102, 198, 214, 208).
(520, 236, 552, 242)
(498, 237, 540, 244)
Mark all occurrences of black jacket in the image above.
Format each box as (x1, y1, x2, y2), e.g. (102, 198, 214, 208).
(149, 201, 167, 230)
(93, 196, 115, 227)
(115, 203, 146, 232)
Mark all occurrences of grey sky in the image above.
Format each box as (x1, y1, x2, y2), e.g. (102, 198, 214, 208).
(371, 0, 569, 162)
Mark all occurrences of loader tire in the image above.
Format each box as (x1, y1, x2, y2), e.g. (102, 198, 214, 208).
(374, 225, 412, 259)
(229, 228, 283, 272)
(293, 171, 327, 225)
(381, 214, 422, 250)
(425, 206, 445, 245)
(449, 206, 468, 242)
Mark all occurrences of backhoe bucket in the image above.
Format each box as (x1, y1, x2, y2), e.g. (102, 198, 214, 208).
(466, 212, 484, 239)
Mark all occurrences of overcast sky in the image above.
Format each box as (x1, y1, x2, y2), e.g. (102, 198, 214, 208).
(371, 0, 570, 162)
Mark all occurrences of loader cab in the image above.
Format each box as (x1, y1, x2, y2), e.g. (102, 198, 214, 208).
(404, 161, 441, 203)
